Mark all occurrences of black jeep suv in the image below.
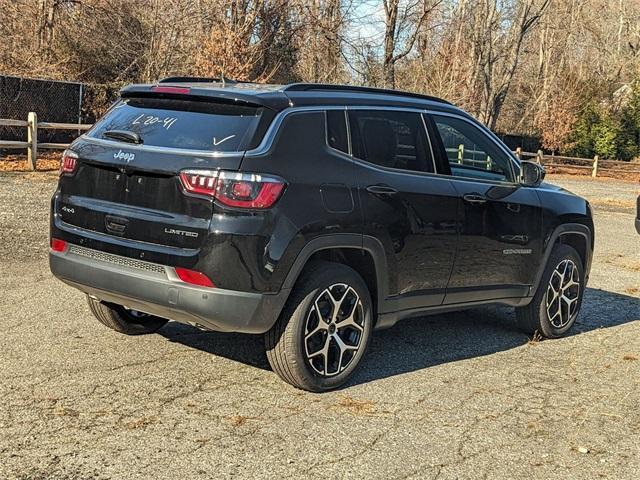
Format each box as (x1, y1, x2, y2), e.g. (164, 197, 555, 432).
(50, 79, 594, 391)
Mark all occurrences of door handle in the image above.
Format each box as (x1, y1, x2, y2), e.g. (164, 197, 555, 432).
(463, 193, 487, 204)
(366, 185, 398, 195)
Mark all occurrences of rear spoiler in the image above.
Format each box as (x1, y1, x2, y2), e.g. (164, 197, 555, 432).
(120, 84, 290, 111)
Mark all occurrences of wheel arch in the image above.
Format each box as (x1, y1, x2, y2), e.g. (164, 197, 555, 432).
(280, 234, 388, 319)
(557, 232, 589, 271)
(532, 223, 593, 296)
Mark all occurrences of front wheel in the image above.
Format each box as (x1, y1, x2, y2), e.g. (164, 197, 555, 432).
(516, 244, 585, 338)
(265, 261, 373, 392)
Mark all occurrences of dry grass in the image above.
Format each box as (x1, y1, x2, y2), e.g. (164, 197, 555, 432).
(53, 406, 79, 417)
(589, 198, 637, 209)
(624, 286, 639, 296)
(337, 396, 376, 415)
(546, 168, 640, 182)
(125, 416, 157, 430)
(228, 415, 248, 427)
(602, 255, 640, 273)
(624, 263, 640, 273)
(528, 331, 543, 345)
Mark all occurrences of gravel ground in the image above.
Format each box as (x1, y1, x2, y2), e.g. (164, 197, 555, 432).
(0, 173, 638, 480)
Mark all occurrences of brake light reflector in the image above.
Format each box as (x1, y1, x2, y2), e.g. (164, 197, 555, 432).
(179, 170, 285, 209)
(60, 150, 78, 175)
(151, 86, 191, 95)
(174, 267, 215, 288)
(218, 180, 284, 208)
(231, 181, 254, 198)
(50, 238, 68, 253)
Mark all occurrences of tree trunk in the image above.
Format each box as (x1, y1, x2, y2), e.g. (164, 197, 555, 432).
(382, 0, 399, 88)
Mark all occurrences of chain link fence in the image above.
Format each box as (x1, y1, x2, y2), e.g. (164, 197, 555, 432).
(497, 132, 541, 153)
(0, 75, 120, 148)
(1, 75, 82, 145)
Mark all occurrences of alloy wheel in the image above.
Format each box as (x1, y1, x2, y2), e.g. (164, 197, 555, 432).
(545, 259, 581, 329)
(304, 283, 365, 377)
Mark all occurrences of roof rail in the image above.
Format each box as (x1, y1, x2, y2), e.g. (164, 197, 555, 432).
(158, 76, 240, 85)
(284, 83, 450, 105)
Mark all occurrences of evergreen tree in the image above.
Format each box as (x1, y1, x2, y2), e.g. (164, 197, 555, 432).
(569, 103, 600, 158)
(617, 81, 640, 161)
(592, 115, 618, 159)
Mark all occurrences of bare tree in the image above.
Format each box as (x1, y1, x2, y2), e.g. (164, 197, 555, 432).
(295, 0, 348, 83)
(382, 0, 440, 88)
(459, 0, 552, 128)
(193, 0, 298, 82)
(502, 0, 640, 148)
(2, 0, 640, 152)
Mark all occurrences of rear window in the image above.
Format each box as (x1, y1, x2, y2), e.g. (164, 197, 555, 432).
(88, 97, 263, 152)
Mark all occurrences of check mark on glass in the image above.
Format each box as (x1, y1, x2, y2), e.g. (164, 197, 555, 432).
(213, 135, 236, 146)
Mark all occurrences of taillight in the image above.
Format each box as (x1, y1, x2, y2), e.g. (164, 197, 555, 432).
(216, 173, 285, 208)
(174, 267, 215, 288)
(60, 150, 78, 175)
(179, 170, 219, 196)
(50, 238, 68, 253)
(179, 170, 285, 209)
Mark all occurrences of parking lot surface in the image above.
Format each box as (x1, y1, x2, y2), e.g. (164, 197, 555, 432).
(1, 172, 638, 479)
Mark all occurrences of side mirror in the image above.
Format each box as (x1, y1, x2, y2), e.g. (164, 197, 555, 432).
(519, 161, 545, 187)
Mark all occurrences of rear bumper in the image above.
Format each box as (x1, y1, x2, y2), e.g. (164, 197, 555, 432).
(49, 245, 289, 334)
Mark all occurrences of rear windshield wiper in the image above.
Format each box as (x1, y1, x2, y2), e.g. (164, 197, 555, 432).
(103, 130, 143, 144)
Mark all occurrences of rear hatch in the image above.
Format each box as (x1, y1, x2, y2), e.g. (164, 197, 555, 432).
(56, 93, 267, 251)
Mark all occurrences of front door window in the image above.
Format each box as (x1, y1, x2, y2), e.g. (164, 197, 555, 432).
(432, 115, 514, 183)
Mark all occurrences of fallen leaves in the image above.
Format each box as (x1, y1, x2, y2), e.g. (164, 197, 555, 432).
(0, 152, 61, 172)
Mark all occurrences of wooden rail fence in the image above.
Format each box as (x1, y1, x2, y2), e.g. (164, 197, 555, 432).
(513, 147, 640, 177)
(0, 112, 92, 170)
(2, 113, 640, 175)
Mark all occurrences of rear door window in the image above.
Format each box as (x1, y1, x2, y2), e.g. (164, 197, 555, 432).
(326, 110, 349, 154)
(348, 110, 435, 174)
(88, 98, 263, 152)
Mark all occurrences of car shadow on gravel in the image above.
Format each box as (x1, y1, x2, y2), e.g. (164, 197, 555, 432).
(157, 287, 639, 388)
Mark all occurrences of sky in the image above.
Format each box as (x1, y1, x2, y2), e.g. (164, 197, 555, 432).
(348, 0, 386, 44)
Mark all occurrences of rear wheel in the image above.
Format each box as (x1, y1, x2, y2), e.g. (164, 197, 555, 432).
(87, 296, 168, 335)
(265, 261, 373, 392)
(516, 244, 584, 338)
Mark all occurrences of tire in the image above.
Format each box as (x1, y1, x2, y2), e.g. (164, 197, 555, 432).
(87, 295, 168, 335)
(516, 244, 585, 338)
(265, 261, 373, 392)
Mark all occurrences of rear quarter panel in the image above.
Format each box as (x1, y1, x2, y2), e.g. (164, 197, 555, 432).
(214, 110, 365, 294)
